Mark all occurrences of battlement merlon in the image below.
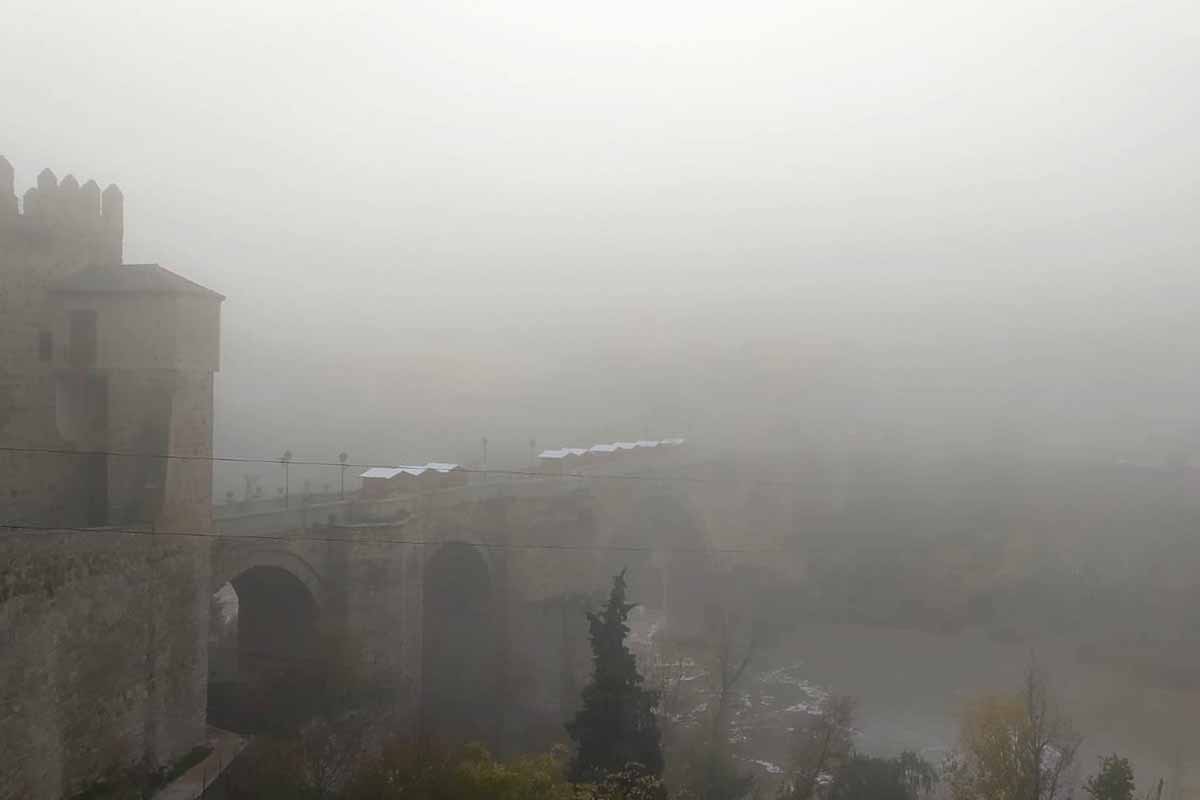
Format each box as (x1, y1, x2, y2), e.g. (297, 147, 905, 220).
(0, 157, 124, 265)
(0, 156, 15, 216)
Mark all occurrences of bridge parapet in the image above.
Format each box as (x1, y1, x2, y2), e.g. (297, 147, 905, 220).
(213, 475, 602, 536)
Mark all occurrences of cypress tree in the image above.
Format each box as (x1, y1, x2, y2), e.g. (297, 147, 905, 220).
(1084, 755, 1136, 800)
(567, 569, 663, 784)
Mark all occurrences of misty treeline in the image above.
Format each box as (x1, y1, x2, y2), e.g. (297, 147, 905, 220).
(167, 572, 1169, 800)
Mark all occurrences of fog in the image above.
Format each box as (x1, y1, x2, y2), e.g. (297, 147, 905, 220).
(5, 1, 1200, 794)
(5, 0, 1199, 483)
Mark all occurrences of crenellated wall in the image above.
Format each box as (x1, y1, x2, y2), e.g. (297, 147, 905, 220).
(0, 157, 126, 526)
(0, 159, 125, 366)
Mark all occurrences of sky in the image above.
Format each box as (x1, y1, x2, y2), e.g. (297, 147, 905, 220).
(3, 0, 1199, 481)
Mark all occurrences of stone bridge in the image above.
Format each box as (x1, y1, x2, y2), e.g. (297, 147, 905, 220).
(206, 465, 715, 743)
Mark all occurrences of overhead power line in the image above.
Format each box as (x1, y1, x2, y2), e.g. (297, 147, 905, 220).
(0, 443, 800, 489)
(0, 520, 790, 556)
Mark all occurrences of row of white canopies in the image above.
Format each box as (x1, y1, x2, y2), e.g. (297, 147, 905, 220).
(537, 438, 686, 461)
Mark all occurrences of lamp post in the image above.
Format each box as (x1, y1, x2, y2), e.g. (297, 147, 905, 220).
(338, 452, 349, 499)
(281, 450, 293, 507)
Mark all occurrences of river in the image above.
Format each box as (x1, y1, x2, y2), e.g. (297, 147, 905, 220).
(639, 614, 1200, 796)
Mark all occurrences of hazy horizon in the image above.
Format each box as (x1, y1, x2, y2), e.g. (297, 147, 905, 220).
(5, 0, 1199, 482)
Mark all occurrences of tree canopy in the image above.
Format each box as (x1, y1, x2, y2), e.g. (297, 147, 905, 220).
(947, 664, 1080, 800)
(567, 570, 664, 785)
(1084, 755, 1136, 800)
(829, 752, 938, 800)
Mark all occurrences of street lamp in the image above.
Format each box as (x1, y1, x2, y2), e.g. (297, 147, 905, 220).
(281, 450, 293, 507)
(338, 452, 349, 499)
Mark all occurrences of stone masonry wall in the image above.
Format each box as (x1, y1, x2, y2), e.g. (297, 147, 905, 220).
(0, 531, 209, 800)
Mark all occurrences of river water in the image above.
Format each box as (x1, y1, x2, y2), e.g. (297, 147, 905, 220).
(639, 614, 1200, 796)
(776, 622, 1199, 780)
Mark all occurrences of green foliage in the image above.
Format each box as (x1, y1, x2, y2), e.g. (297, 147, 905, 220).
(590, 764, 670, 800)
(344, 740, 664, 800)
(227, 729, 671, 800)
(567, 570, 664, 785)
(828, 752, 937, 800)
(1085, 755, 1136, 800)
(426, 743, 579, 800)
(244, 738, 572, 800)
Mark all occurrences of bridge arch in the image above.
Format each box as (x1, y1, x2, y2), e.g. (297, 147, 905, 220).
(421, 539, 498, 743)
(603, 487, 711, 636)
(207, 548, 328, 732)
(209, 547, 326, 607)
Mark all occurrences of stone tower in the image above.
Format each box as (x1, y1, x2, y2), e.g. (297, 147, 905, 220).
(0, 157, 223, 530)
(0, 160, 223, 800)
